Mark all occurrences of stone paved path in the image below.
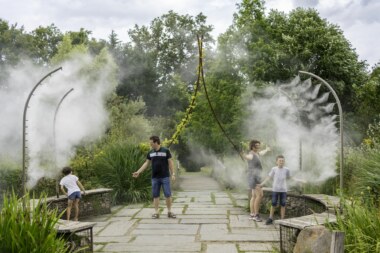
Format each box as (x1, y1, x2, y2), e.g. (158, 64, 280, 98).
(85, 172, 280, 252)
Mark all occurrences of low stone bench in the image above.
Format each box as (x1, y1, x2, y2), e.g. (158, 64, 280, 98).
(56, 219, 96, 252)
(45, 188, 113, 219)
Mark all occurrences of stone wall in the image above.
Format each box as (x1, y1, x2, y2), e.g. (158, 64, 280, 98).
(261, 188, 327, 217)
(44, 188, 113, 219)
(246, 188, 328, 218)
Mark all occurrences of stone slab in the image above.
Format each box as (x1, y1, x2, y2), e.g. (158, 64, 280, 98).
(139, 219, 180, 224)
(133, 235, 195, 244)
(185, 209, 228, 215)
(177, 214, 227, 219)
(114, 208, 141, 217)
(136, 224, 198, 230)
(238, 242, 279, 251)
(201, 230, 280, 242)
(97, 220, 136, 236)
(207, 243, 238, 253)
(214, 198, 233, 205)
(94, 236, 133, 243)
(181, 218, 229, 224)
(102, 243, 201, 252)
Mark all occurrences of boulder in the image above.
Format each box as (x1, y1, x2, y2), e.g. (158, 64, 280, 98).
(293, 225, 332, 253)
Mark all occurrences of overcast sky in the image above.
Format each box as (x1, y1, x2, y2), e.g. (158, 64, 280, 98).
(0, 0, 379, 68)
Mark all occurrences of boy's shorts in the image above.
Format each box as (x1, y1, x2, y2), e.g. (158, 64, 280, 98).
(272, 192, 287, 207)
(152, 177, 171, 198)
(68, 191, 81, 200)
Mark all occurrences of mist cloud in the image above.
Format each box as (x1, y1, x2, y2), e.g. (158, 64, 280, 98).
(189, 76, 340, 190)
(0, 52, 116, 188)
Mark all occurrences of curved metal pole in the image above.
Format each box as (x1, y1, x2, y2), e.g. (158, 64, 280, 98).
(273, 88, 303, 171)
(299, 71, 344, 191)
(54, 88, 74, 198)
(22, 67, 62, 196)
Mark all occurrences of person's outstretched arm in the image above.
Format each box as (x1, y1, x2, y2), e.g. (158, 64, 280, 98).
(291, 177, 307, 184)
(259, 176, 271, 187)
(133, 160, 150, 178)
(259, 146, 271, 156)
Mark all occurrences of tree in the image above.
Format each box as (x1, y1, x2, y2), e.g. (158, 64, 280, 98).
(352, 64, 380, 135)
(185, 43, 245, 156)
(0, 19, 34, 86)
(117, 11, 214, 117)
(229, 0, 368, 112)
(0, 19, 34, 66)
(30, 24, 63, 64)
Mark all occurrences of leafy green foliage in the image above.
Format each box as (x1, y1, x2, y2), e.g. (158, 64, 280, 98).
(328, 195, 380, 253)
(117, 11, 213, 117)
(229, 0, 367, 112)
(0, 158, 22, 197)
(107, 94, 153, 144)
(347, 149, 380, 202)
(352, 65, 380, 135)
(0, 192, 67, 253)
(186, 50, 244, 156)
(93, 142, 151, 204)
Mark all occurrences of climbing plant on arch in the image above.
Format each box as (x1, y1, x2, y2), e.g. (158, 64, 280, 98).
(164, 35, 244, 160)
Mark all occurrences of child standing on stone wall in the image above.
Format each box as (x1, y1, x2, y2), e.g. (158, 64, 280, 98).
(60, 166, 86, 221)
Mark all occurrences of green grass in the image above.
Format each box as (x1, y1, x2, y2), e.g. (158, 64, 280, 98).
(0, 192, 67, 253)
(328, 195, 380, 253)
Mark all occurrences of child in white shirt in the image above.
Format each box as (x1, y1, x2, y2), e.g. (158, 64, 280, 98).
(60, 166, 86, 221)
(260, 155, 305, 225)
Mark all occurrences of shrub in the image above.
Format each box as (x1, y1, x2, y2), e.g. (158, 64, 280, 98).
(0, 192, 67, 253)
(93, 142, 151, 204)
(345, 146, 380, 203)
(0, 158, 22, 197)
(328, 195, 380, 253)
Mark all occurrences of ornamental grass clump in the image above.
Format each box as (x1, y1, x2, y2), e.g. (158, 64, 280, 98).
(328, 195, 380, 253)
(93, 141, 151, 204)
(0, 192, 67, 253)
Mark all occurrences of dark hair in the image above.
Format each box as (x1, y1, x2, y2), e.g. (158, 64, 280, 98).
(249, 140, 260, 150)
(150, 135, 161, 144)
(276, 155, 285, 160)
(62, 166, 72, 175)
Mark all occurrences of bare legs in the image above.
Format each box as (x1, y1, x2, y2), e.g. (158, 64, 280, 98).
(66, 199, 80, 221)
(153, 197, 160, 214)
(165, 197, 172, 213)
(250, 186, 263, 216)
(269, 206, 286, 219)
(67, 199, 73, 221)
(153, 197, 172, 214)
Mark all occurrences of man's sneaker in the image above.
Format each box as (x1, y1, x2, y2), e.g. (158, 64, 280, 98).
(265, 218, 273, 225)
(249, 214, 256, 220)
(254, 214, 262, 222)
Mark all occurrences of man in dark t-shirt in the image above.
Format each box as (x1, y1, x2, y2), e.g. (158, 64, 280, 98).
(133, 136, 176, 219)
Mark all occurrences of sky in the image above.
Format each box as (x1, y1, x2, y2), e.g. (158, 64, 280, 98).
(0, 0, 379, 68)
